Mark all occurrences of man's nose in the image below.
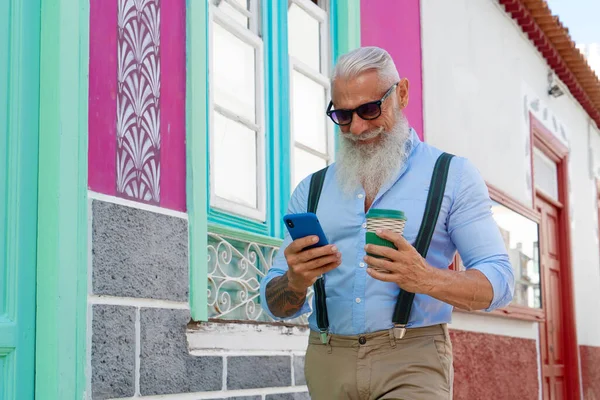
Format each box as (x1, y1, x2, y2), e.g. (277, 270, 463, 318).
(349, 113, 369, 135)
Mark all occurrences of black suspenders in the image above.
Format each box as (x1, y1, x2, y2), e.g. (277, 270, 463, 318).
(391, 152, 454, 338)
(307, 166, 331, 343)
(306, 152, 454, 341)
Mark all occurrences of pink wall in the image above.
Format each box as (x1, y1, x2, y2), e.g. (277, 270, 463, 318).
(160, 0, 187, 211)
(88, 0, 187, 211)
(88, 0, 422, 211)
(361, 0, 424, 140)
(89, 0, 117, 196)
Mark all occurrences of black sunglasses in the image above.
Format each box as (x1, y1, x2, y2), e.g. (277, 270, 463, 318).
(326, 83, 399, 126)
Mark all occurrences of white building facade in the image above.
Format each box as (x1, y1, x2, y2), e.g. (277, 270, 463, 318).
(422, 0, 600, 399)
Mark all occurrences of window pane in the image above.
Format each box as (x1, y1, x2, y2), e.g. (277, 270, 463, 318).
(293, 147, 327, 189)
(491, 202, 541, 308)
(288, 3, 321, 71)
(217, 1, 249, 29)
(213, 22, 256, 122)
(292, 71, 327, 153)
(213, 112, 258, 208)
(533, 148, 559, 201)
(232, 0, 249, 9)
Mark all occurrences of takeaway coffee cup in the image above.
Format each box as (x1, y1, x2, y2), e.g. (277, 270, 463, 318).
(365, 209, 407, 272)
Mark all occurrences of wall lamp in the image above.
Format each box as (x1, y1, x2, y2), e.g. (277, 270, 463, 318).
(547, 71, 564, 98)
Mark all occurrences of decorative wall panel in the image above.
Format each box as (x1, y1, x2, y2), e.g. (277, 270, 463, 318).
(89, 0, 186, 211)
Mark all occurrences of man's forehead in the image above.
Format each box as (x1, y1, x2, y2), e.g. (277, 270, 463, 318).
(331, 70, 387, 108)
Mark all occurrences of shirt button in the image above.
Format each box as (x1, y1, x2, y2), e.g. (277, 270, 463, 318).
(357, 193, 364, 199)
(359, 262, 365, 268)
(362, 222, 367, 229)
(355, 297, 361, 304)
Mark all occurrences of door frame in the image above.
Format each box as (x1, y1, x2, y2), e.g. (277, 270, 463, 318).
(35, 1, 90, 398)
(530, 114, 581, 399)
(596, 179, 600, 262)
(1, 1, 41, 397)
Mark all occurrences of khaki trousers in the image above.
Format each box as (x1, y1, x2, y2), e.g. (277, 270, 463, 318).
(304, 324, 453, 400)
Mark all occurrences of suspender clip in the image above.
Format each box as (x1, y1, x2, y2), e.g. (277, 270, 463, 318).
(319, 330, 329, 344)
(393, 324, 407, 339)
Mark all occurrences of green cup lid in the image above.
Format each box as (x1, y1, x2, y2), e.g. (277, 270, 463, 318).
(366, 208, 406, 220)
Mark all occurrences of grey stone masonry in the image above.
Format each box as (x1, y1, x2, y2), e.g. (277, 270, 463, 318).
(91, 305, 136, 400)
(89, 199, 310, 399)
(265, 393, 311, 400)
(227, 356, 292, 390)
(212, 397, 262, 400)
(293, 355, 306, 385)
(92, 199, 188, 301)
(140, 308, 222, 395)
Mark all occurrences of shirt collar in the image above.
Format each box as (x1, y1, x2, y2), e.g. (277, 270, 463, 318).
(407, 126, 422, 154)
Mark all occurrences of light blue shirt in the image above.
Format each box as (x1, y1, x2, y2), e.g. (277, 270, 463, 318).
(260, 128, 515, 335)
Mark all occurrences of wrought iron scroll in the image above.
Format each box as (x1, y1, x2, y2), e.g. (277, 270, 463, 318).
(207, 231, 312, 325)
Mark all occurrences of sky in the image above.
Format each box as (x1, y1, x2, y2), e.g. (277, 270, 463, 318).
(545, 0, 600, 44)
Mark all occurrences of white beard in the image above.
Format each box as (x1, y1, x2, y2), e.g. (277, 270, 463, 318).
(335, 113, 411, 199)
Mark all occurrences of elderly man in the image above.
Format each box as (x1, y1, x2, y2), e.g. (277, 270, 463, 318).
(259, 46, 514, 399)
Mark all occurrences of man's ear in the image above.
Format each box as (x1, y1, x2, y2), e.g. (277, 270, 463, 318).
(397, 78, 409, 109)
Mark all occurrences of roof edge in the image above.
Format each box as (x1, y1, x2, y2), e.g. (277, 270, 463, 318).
(499, 0, 600, 129)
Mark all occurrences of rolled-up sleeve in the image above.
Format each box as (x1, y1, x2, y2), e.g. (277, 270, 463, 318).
(447, 158, 515, 311)
(260, 177, 313, 320)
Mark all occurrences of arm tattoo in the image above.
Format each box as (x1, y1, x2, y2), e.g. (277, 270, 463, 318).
(265, 273, 307, 318)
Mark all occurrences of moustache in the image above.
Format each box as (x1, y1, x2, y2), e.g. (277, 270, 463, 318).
(341, 127, 385, 142)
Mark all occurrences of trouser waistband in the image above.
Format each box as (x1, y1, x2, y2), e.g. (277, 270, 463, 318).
(309, 324, 448, 347)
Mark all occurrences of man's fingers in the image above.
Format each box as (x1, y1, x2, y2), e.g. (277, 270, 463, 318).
(303, 253, 341, 271)
(364, 255, 395, 272)
(285, 235, 320, 256)
(376, 230, 410, 250)
(296, 244, 339, 263)
(367, 267, 396, 282)
(307, 260, 342, 280)
(320, 260, 342, 274)
(364, 244, 399, 261)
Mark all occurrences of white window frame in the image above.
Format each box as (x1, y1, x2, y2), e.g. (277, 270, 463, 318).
(208, 0, 267, 221)
(288, 0, 335, 191)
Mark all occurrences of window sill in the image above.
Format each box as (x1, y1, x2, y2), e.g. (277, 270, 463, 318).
(187, 320, 310, 355)
(454, 304, 544, 322)
(208, 222, 283, 248)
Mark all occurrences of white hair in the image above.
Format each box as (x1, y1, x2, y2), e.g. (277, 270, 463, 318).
(332, 46, 400, 86)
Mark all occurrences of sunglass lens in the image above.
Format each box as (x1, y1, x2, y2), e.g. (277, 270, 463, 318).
(331, 110, 352, 125)
(357, 102, 381, 120)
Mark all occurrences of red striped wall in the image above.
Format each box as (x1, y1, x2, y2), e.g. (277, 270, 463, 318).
(450, 330, 539, 400)
(581, 345, 600, 400)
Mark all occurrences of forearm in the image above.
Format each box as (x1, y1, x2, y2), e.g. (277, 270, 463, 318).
(265, 272, 307, 318)
(425, 267, 494, 311)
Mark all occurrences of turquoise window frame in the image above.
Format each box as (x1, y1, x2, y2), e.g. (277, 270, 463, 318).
(186, 0, 361, 321)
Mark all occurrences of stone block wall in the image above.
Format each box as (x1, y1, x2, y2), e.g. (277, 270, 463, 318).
(88, 197, 310, 399)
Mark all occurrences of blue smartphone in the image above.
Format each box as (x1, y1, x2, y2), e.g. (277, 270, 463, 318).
(283, 212, 329, 249)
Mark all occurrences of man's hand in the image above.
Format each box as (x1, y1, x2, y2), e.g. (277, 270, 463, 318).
(364, 229, 496, 311)
(265, 236, 341, 318)
(284, 236, 342, 291)
(363, 230, 435, 294)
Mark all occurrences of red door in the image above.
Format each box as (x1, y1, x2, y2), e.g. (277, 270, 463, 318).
(537, 195, 566, 400)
